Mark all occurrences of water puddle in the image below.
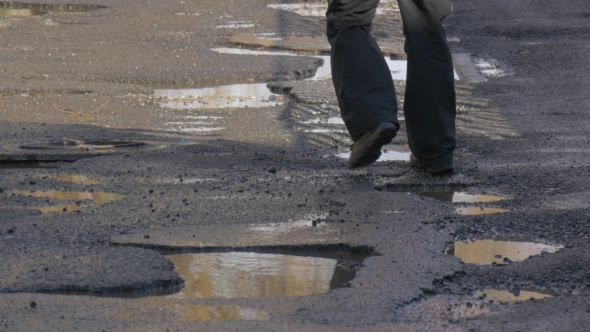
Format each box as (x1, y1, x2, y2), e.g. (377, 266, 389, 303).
(455, 207, 511, 216)
(267, 0, 398, 17)
(474, 289, 551, 303)
(154, 84, 284, 110)
(451, 239, 564, 265)
(0, 8, 44, 17)
(34, 174, 102, 185)
(11, 190, 124, 213)
(215, 21, 255, 29)
(164, 247, 369, 299)
(417, 191, 506, 203)
(474, 58, 508, 78)
(302, 117, 345, 125)
(249, 213, 329, 232)
(337, 148, 411, 162)
(19, 139, 144, 153)
(112, 304, 269, 322)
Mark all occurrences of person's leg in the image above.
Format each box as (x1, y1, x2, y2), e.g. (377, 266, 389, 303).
(398, 0, 456, 173)
(326, 0, 399, 142)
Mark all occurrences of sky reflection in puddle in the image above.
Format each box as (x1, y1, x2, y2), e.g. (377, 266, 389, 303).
(455, 207, 511, 216)
(337, 149, 411, 162)
(417, 191, 506, 203)
(474, 289, 551, 303)
(267, 0, 398, 17)
(452, 239, 564, 265)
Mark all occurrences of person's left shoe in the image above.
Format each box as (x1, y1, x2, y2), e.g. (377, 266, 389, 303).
(348, 122, 397, 169)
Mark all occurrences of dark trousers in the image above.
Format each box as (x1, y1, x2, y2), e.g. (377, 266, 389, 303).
(327, 0, 456, 170)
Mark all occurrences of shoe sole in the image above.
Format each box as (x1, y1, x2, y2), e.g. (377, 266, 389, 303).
(348, 123, 397, 169)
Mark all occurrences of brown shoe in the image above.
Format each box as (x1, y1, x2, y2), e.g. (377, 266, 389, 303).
(348, 122, 397, 169)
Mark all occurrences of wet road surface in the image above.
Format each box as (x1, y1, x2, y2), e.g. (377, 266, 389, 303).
(1, 0, 589, 330)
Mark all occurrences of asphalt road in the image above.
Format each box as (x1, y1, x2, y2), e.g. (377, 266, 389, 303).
(0, 0, 589, 331)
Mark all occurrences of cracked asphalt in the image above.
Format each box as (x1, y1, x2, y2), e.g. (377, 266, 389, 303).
(0, 0, 589, 331)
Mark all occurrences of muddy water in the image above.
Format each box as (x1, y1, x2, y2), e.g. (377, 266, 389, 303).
(0, 8, 44, 17)
(11, 190, 124, 213)
(166, 252, 337, 299)
(455, 207, 511, 216)
(164, 247, 367, 299)
(112, 304, 269, 322)
(154, 84, 284, 110)
(452, 240, 564, 265)
(475, 289, 551, 302)
(35, 174, 102, 185)
(417, 191, 506, 203)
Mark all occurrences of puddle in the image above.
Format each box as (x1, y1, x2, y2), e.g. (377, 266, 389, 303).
(164, 247, 368, 299)
(178, 127, 225, 133)
(250, 213, 329, 232)
(455, 207, 511, 216)
(474, 58, 508, 78)
(112, 304, 269, 322)
(267, 0, 397, 17)
(19, 139, 144, 153)
(302, 117, 345, 125)
(35, 174, 102, 185)
(417, 191, 506, 203)
(12, 190, 124, 205)
(0, 8, 44, 17)
(451, 239, 564, 265)
(154, 84, 284, 110)
(474, 289, 551, 303)
(337, 149, 411, 162)
(215, 21, 255, 29)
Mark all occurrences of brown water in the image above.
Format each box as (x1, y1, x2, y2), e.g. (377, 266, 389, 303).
(455, 207, 511, 216)
(452, 239, 563, 265)
(474, 289, 551, 302)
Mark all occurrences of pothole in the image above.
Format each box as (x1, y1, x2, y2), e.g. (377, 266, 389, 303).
(474, 289, 551, 303)
(267, 0, 398, 17)
(450, 239, 564, 265)
(455, 207, 511, 216)
(0, 2, 105, 13)
(10, 189, 124, 213)
(34, 174, 102, 185)
(19, 139, 145, 152)
(163, 246, 369, 299)
(416, 191, 507, 203)
(154, 84, 285, 110)
(111, 304, 270, 322)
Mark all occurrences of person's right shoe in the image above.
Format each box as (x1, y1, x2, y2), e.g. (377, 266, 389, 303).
(348, 122, 397, 169)
(410, 154, 454, 175)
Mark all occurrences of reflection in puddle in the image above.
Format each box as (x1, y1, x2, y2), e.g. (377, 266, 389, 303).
(267, 0, 398, 17)
(178, 127, 225, 133)
(417, 191, 506, 203)
(474, 58, 508, 78)
(250, 213, 328, 232)
(215, 21, 255, 29)
(35, 174, 102, 185)
(19, 139, 144, 153)
(154, 84, 284, 110)
(166, 249, 366, 299)
(337, 149, 411, 162)
(302, 117, 345, 125)
(176, 305, 270, 322)
(452, 240, 564, 265)
(0, 8, 44, 17)
(455, 207, 511, 215)
(11, 190, 124, 213)
(475, 289, 551, 303)
(112, 304, 269, 322)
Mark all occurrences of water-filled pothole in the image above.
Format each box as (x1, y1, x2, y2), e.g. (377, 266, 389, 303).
(0, 2, 105, 13)
(19, 139, 145, 152)
(450, 239, 564, 265)
(154, 84, 285, 110)
(35, 174, 102, 185)
(0, 161, 58, 169)
(0, 8, 43, 16)
(416, 191, 506, 203)
(111, 305, 270, 322)
(474, 289, 551, 303)
(160, 246, 371, 299)
(267, 0, 398, 17)
(11, 189, 124, 213)
(455, 207, 511, 216)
